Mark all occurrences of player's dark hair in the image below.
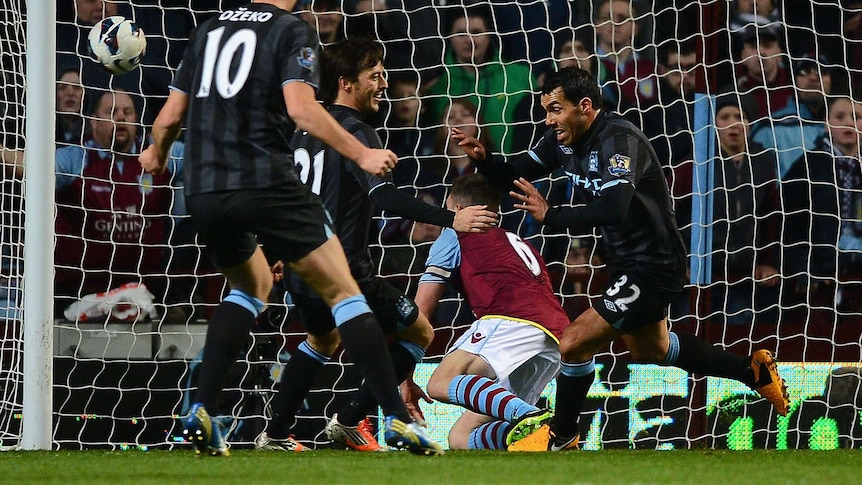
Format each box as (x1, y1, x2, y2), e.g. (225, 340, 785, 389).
(318, 38, 384, 105)
(450, 173, 501, 212)
(541, 66, 603, 109)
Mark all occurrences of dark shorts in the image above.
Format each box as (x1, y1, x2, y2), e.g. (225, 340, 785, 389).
(288, 274, 419, 336)
(186, 183, 333, 269)
(595, 265, 686, 332)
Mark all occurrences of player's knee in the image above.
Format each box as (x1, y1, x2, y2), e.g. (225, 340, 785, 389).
(425, 374, 448, 402)
(447, 429, 469, 450)
(307, 329, 340, 356)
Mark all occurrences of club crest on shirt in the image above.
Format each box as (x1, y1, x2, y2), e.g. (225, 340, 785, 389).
(608, 154, 631, 177)
(296, 47, 316, 71)
(138, 173, 154, 195)
(588, 151, 599, 172)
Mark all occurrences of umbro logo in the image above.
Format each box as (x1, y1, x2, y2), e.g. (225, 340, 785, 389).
(603, 300, 617, 312)
(470, 332, 485, 344)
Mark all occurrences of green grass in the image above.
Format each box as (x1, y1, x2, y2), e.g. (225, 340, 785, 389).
(1, 449, 861, 485)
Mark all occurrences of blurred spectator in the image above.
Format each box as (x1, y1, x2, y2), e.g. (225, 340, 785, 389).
(517, 24, 600, 141)
(709, 92, 782, 325)
(381, 71, 434, 163)
(56, 66, 87, 147)
(296, 0, 343, 45)
(3, 91, 184, 318)
(729, 23, 794, 120)
(422, 97, 491, 201)
(383, 98, 490, 245)
(655, 40, 699, 247)
(751, 53, 834, 178)
(487, 0, 579, 75)
(592, 0, 659, 118)
(843, 0, 862, 95)
(422, 5, 537, 154)
(553, 26, 599, 79)
(343, 0, 443, 77)
(729, 0, 781, 33)
(783, 95, 862, 314)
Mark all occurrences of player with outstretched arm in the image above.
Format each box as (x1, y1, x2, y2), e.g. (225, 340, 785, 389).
(452, 66, 789, 451)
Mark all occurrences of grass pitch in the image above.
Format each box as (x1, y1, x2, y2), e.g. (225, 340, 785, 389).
(2, 449, 859, 485)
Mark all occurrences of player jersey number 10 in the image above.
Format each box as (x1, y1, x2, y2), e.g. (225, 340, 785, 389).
(196, 27, 257, 99)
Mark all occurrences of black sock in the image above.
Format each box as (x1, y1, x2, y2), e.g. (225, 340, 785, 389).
(337, 314, 410, 422)
(551, 372, 593, 439)
(193, 301, 255, 409)
(674, 332, 753, 385)
(339, 340, 422, 424)
(267, 348, 325, 439)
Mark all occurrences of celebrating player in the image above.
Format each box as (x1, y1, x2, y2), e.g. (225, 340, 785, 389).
(141, 0, 441, 456)
(400, 173, 569, 450)
(452, 66, 790, 451)
(256, 38, 496, 454)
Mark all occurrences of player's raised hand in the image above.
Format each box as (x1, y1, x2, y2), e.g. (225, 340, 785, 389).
(400, 377, 432, 427)
(511, 177, 550, 223)
(451, 127, 487, 162)
(357, 147, 398, 177)
(453, 205, 499, 233)
(139, 145, 166, 175)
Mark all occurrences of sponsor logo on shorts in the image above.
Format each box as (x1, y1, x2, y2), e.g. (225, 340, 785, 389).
(470, 332, 486, 344)
(603, 299, 617, 312)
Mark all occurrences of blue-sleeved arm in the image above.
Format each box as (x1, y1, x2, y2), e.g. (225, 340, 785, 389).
(54, 146, 86, 191)
(419, 228, 461, 284)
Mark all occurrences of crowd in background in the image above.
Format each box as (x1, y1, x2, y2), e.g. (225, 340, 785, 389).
(1, 0, 861, 329)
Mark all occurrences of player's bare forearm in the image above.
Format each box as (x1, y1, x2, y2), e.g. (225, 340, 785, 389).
(144, 90, 188, 174)
(413, 282, 446, 323)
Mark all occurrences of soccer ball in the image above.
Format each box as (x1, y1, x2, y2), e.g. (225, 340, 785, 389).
(87, 16, 146, 75)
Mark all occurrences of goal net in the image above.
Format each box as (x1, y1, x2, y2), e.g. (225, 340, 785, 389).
(1, 0, 861, 451)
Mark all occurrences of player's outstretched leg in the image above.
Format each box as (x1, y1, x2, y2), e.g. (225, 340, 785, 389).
(749, 349, 790, 416)
(325, 413, 385, 452)
(664, 332, 790, 416)
(384, 416, 444, 456)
